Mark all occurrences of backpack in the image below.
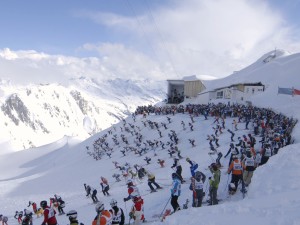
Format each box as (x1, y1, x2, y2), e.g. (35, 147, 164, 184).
(59, 200, 65, 208)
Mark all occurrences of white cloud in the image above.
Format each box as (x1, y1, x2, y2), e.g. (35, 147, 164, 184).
(79, 0, 300, 78)
(0, 46, 170, 85)
(81, 42, 169, 80)
(1, 0, 300, 85)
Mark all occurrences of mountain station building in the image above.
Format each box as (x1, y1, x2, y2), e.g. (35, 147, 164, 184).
(167, 75, 206, 104)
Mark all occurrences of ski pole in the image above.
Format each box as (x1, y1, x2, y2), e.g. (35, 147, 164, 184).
(124, 201, 128, 218)
(224, 174, 230, 192)
(204, 181, 209, 196)
(125, 202, 132, 225)
(159, 196, 171, 220)
(208, 154, 215, 163)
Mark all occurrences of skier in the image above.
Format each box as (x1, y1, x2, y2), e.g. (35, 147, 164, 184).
(227, 129, 235, 142)
(27, 201, 37, 215)
(212, 135, 219, 148)
(40, 200, 57, 225)
(260, 143, 272, 165)
(174, 146, 183, 159)
(0, 215, 8, 225)
(112, 173, 121, 182)
(128, 169, 137, 180)
(110, 199, 125, 225)
(66, 210, 84, 225)
(186, 158, 198, 177)
(91, 187, 99, 203)
(92, 201, 113, 225)
(171, 158, 184, 183)
(14, 211, 23, 224)
(35, 207, 44, 218)
(224, 143, 240, 166)
(55, 196, 65, 215)
(188, 122, 194, 131)
(232, 119, 238, 131)
(157, 159, 165, 168)
(145, 170, 162, 192)
(248, 134, 256, 148)
(216, 152, 223, 168)
(189, 139, 196, 147)
(208, 163, 221, 205)
(189, 171, 206, 207)
(170, 173, 181, 213)
(227, 155, 243, 194)
(242, 151, 257, 187)
(123, 180, 145, 225)
(144, 156, 151, 165)
(84, 184, 91, 197)
(181, 121, 186, 130)
(206, 135, 215, 150)
(137, 167, 146, 180)
(22, 210, 33, 225)
(100, 177, 110, 196)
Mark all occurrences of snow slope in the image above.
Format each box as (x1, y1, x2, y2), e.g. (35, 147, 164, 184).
(0, 109, 299, 225)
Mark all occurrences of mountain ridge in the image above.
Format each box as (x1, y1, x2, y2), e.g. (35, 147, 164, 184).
(0, 78, 166, 151)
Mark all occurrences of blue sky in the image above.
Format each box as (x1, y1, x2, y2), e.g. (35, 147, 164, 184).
(0, 0, 165, 56)
(0, 0, 300, 82)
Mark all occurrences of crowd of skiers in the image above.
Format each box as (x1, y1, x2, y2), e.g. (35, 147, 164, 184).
(85, 103, 296, 223)
(2, 102, 297, 225)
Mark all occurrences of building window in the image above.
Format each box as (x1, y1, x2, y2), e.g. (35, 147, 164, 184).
(216, 91, 223, 99)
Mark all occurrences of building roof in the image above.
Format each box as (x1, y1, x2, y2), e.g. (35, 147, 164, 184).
(167, 75, 200, 84)
(213, 82, 264, 91)
(167, 80, 184, 85)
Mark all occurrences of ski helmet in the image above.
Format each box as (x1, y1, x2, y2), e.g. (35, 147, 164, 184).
(232, 154, 238, 159)
(66, 210, 77, 219)
(40, 200, 47, 209)
(195, 171, 201, 179)
(186, 157, 190, 162)
(171, 173, 177, 179)
(110, 199, 118, 207)
(126, 179, 133, 186)
(211, 163, 218, 170)
(95, 201, 104, 213)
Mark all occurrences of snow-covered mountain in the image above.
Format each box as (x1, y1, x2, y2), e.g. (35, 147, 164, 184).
(0, 77, 166, 151)
(198, 49, 300, 115)
(0, 49, 300, 225)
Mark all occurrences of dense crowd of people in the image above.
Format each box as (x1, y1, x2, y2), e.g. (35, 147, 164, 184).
(1, 102, 297, 225)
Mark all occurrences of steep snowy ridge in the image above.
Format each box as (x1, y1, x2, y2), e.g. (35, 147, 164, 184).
(203, 49, 300, 91)
(0, 78, 166, 150)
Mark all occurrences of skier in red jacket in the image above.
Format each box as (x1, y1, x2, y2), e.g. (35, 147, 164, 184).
(40, 200, 57, 225)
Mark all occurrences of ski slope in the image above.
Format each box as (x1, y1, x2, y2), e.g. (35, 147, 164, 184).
(0, 107, 300, 225)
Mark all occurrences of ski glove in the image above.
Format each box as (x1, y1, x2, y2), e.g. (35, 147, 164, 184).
(124, 197, 130, 202)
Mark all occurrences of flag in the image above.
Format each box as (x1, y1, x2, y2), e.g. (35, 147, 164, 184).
(278, 87, 293, 95)
(293, 88, 300, 96)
